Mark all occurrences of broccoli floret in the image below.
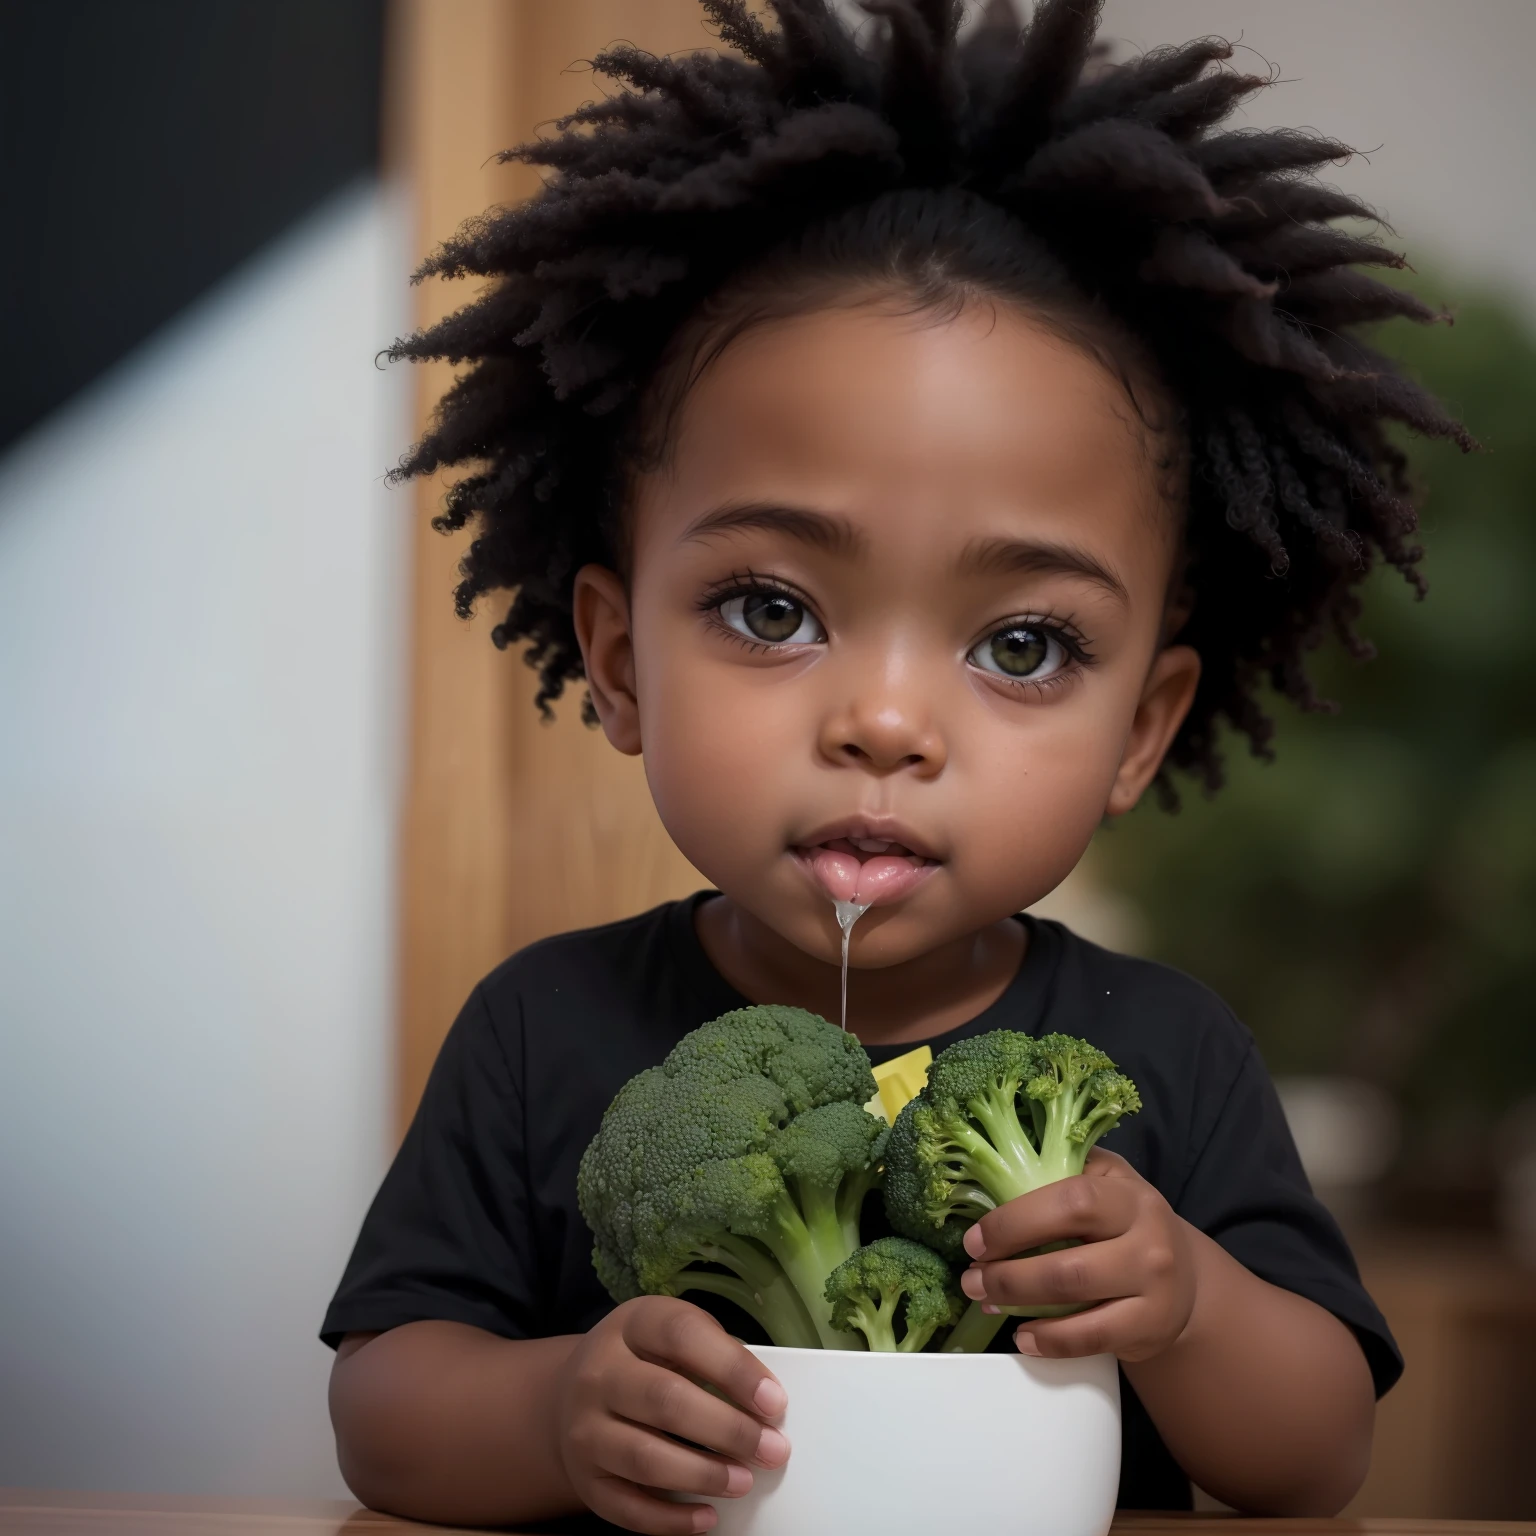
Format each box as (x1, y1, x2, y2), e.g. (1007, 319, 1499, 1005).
(884, 1030, 1142, 1285)
(579, 1005, 887, 1350)
(824, 1237, 964, 1352)
(772, 1100, 889, 1260)
(662, 1004, 878, 1112)
(634, 1156, 832, 1351)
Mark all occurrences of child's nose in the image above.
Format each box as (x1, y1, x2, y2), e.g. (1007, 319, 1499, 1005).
(819, 688, 947, 777)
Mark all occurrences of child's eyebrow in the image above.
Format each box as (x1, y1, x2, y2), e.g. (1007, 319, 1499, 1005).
(957, 535, 1130, 606)
(679, 501, 867, 557)
(679, 503, 1128, 606)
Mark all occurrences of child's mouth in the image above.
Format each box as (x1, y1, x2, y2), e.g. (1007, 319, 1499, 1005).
(793, 834, 940, 907)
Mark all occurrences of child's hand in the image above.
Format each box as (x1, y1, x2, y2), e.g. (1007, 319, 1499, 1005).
(556, 1295, 791, 1535)
(958, 1148, 1197, 1364)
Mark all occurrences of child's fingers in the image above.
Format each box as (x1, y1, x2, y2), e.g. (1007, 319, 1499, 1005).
(1083, 1146, 1134, 1177)
(588, 1414, 752, 1502)
(609, 1360, 790, 1469)
(585, 1470, 719, 1536)
(1011, 1296, 1147, 1361)
(962, 1231, 1141, 1311)
(964, 1175, 1141, 1262)
(622, 1298, 787, 1419)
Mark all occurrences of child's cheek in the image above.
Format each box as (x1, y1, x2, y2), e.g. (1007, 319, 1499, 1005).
(947, 729, 1120, 911)
(635, 649, 806, 878)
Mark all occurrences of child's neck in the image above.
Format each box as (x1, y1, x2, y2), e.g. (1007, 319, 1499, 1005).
(693, 895, 1026, 1048)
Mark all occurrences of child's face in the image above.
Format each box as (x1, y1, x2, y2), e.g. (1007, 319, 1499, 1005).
(575, 297, 1199, 971)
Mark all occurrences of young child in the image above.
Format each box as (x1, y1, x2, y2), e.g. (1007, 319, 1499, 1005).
(324, 2, 1469, 1530)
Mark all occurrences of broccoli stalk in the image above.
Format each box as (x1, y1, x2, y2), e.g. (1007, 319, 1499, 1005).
(643, 1111, 887, 1349)
(884, 1031, 1141, 1317)
(580, 1006, 889, 1350)
(764, 1102, 892, 1346)
(824, 1238, 964, 1352)
(662, 1247, 826, 1353)
(940, 1301, 1009, 1354)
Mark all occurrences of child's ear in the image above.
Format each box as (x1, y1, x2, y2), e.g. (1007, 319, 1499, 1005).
(1105, 644, 1202, 817)
(572, 564, 642, 756)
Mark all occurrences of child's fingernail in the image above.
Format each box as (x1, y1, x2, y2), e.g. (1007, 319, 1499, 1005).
(756, 1426, 790, 1467)
(982, 1304, 999, 1315)
(960, 1268, 986, 1300)
(753, 1378, 786, 1417)
(725, 1465, 753, 1497)
(1014, 1329, 1042, 1357)
(692, 1507, 718, 1532)
(963, 1226, 985, 1259)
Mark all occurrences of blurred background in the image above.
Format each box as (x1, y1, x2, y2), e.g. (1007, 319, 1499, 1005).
(1, 0, 1531, 1519)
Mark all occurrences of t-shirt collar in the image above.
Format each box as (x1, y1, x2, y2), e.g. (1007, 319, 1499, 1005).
(669, 889, 1062, 1065)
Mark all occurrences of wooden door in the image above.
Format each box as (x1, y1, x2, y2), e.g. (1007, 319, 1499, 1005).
(393, 1, 724, 1132)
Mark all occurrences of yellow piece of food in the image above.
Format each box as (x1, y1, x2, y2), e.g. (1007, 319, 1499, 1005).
(866, 1045, 933, 1124)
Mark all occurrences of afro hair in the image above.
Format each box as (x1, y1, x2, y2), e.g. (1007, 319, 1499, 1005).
(388, 0, 1470, 794)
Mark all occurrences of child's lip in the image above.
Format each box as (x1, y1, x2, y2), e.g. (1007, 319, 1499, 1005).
(792, 816, 942, 864)
(789, 817, 943, 908)
(790, 845, 939, 907)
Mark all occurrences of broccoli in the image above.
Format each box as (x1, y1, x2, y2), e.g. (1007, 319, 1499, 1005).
(939, 1301, 1009, 1354)
(579, 1006, 889, 1350)
(884, 1031, 1141, 1316)
(822, 1238, 1010, 1355)
(823, 1238, 964, 1352)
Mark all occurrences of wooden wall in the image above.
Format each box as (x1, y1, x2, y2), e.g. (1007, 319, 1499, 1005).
(392, 1, 719, 1132)
(1351, 1243, 1536, 1520)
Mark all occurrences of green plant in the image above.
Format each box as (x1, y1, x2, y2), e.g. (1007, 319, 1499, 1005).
(577, 1005, 888, 1350)
(823, 1237, 965, 1353)
(820, 1237, 1011, 1354)
(883, 1032, 1142, 1315)
(582, 1017, 1141, 1347)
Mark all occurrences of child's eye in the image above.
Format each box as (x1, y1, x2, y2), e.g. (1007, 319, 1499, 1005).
(718, 592, 826, 645)
(968, 624, 1070, 682)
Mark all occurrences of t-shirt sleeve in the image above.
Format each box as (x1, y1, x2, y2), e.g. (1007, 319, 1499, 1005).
(1173, 1037, 1402, 1398)
(320, 984, 539, 1348)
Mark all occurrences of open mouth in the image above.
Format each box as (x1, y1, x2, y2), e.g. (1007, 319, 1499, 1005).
(792, 832, 940, 908)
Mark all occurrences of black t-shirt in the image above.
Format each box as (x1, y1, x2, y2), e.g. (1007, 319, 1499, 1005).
(323, 893, 1400, 1516)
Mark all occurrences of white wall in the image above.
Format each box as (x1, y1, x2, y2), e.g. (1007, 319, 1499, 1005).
(838, 0, 1536, 311)
(0, 181, 410, 1497)
(1096, 0, 1536, 316)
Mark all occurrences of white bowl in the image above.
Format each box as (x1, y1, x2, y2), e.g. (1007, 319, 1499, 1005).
(694, 1345, 1121, 1536)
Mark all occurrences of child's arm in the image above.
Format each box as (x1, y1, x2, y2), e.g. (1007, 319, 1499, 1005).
(330, 1324, 581, 1525)
(329, 1297, 791, 1534)
(959, 1150, 1375, 1515)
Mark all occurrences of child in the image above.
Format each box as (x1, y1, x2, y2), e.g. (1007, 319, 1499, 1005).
(324, 2, 1468, 1530)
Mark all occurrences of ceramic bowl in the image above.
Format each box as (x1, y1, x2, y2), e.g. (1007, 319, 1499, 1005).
(693, 1344, 1121, 1536)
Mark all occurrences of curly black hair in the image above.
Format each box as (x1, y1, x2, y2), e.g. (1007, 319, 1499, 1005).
(390, 0, 1469, 794)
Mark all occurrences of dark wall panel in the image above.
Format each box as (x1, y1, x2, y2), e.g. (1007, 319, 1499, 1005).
(0, 0, 386, 453)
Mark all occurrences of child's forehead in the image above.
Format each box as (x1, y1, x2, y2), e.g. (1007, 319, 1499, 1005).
(631, 300, 1180, 578)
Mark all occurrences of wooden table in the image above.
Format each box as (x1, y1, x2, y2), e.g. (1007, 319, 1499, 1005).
(3, 1493, 1533, 1536)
